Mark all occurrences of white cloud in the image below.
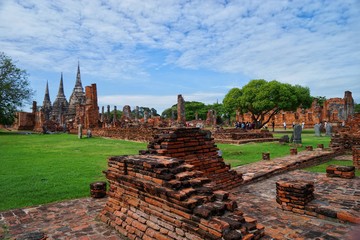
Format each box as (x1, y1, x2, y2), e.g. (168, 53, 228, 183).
(1, 0, 359, 108)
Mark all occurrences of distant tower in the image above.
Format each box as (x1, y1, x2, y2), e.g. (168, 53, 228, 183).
(42, 80, 52, 121)
(68, 62, 86, 120)
(52, 73, 69, 124)
(344, 91, 354, 121)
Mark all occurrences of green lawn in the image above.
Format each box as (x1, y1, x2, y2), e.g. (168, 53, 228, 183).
(305, 160, 360, 176)
(0, 131, 146, 211)
(0, 128, 334, 211)
(218, 130, 331, 167)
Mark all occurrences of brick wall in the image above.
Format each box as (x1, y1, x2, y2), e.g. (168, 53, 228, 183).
(100, 155, 265, 240)
(140, 128, 244, 191)
(92, 126, 158, 142)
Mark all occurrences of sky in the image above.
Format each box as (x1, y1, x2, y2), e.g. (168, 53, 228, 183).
(1, 0, 359, 114)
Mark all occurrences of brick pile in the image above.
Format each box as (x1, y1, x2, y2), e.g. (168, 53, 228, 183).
(330, 113, 360, 152)
(212, 129, 277, 144)
(326, 165, 355, 179)
(276, 180, 314, 214)
(100, 155, 265, 240)
(140, 128, 243, 190)
(352, 146, 360, 169)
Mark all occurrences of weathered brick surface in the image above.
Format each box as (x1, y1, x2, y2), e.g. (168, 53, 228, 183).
(140, 128, 244, 190)
(92, 126, 158, 142)
(276, 180, 314, 214)
(212, 128, 277, 145)
(330, 113, 360, 152)
(352, 146, 360, 169)
(100, 155, 264, 240)
(237, 91, 354, 129)
(326, 165, 355, 179)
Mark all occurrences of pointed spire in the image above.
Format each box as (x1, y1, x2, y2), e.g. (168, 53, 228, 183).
(75, 61, 83, 89)
(43, 80, 50, 102)
(57, 72, 66, 98)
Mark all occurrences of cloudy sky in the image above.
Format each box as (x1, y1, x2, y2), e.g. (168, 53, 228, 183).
(1, 0, 359, 113)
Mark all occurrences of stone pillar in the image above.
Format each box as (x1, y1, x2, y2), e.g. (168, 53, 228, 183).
(135, 106, 139, 122)
(101, 106, 104, 123)
(213, 110, 217, 127)
(195, 111, 198, 120)
(144, 110, 149, 123)
(290, 148, 298, 155)
(262, 152, 270, 160)
(113, 106, 117, 123)
(32, 101, 37, 114)
(107, 105, 110, 124)
(317, 144, 324, 149)
(78, 124, 83, 139)
(306, 146, 313, 151)
(177, 94, 186, 126)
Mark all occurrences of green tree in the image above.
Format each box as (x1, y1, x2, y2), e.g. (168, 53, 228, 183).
(161, 101, 208, 121)
(222, 88, 242, 118)
(223, 79, 312, 128)
(0, 53, 34, 125)
(355, 103, 360, 113)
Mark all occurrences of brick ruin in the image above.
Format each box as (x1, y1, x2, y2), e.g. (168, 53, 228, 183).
(330, 113, 360, 152)
(237, 91, 355, 128)
(140, 128, 244, 191)
(100, 154, 264, 240)
(211, 128, 277, 144)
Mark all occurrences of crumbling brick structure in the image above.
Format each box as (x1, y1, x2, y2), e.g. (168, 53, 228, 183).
(326, 165, 355, 179)
(140, 128, 244, 190)
(211, 128, 276, 144)
(100, 155, 265, 240)
(353, 146, 360, 170)
(330, 113, 360, 152)
(276, 180, 314, 214)
(237, 91, 354, 128)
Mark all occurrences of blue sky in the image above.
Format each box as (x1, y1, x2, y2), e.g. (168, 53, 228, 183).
(1, 0, 359, 113)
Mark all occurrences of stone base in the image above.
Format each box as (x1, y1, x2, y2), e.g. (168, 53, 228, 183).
(326, 165, 355, 179)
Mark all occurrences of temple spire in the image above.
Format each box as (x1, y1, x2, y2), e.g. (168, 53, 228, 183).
(43, 80, 50, 102)
(75, 61, 83, 90)
(57, 72, 66, 98)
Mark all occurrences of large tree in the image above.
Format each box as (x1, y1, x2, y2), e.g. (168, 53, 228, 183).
(0, 53, 34, 125)
(223, 79, 312, 128)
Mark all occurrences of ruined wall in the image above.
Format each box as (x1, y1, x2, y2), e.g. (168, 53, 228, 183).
(100, 155, 264, 240)
(13, 112, 35, 130)
(92, 126, 158, 142)
(330, 113, 360, 152)
(140, 128, 243, 190)
(84, 84, 99, 129)
(237, 91, 354, 128)
(212, 128, 273, 141)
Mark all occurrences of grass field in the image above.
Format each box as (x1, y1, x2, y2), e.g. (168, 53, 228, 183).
(219, 129, 332, 167)
(305, 160, 360, 177)
(0, 128, 334, 211)
(0, 131, 146, 211)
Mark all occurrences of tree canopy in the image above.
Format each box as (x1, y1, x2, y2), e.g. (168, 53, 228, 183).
(223, 79, 312, 128)
(0, 53, 34, 125)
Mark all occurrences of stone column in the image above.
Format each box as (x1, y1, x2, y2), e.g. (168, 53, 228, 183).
(144, 110, 149, 123)
(177, 94, 186, 126)
(101, 106, 104, 123)
(135, 106, 139, 122)
(78, 124, 83, 139)
(113, 106, 117, 123)
(32, 101, 37, 114)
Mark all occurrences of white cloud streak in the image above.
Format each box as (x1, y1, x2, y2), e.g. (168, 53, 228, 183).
(1, 0, 359, 110)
